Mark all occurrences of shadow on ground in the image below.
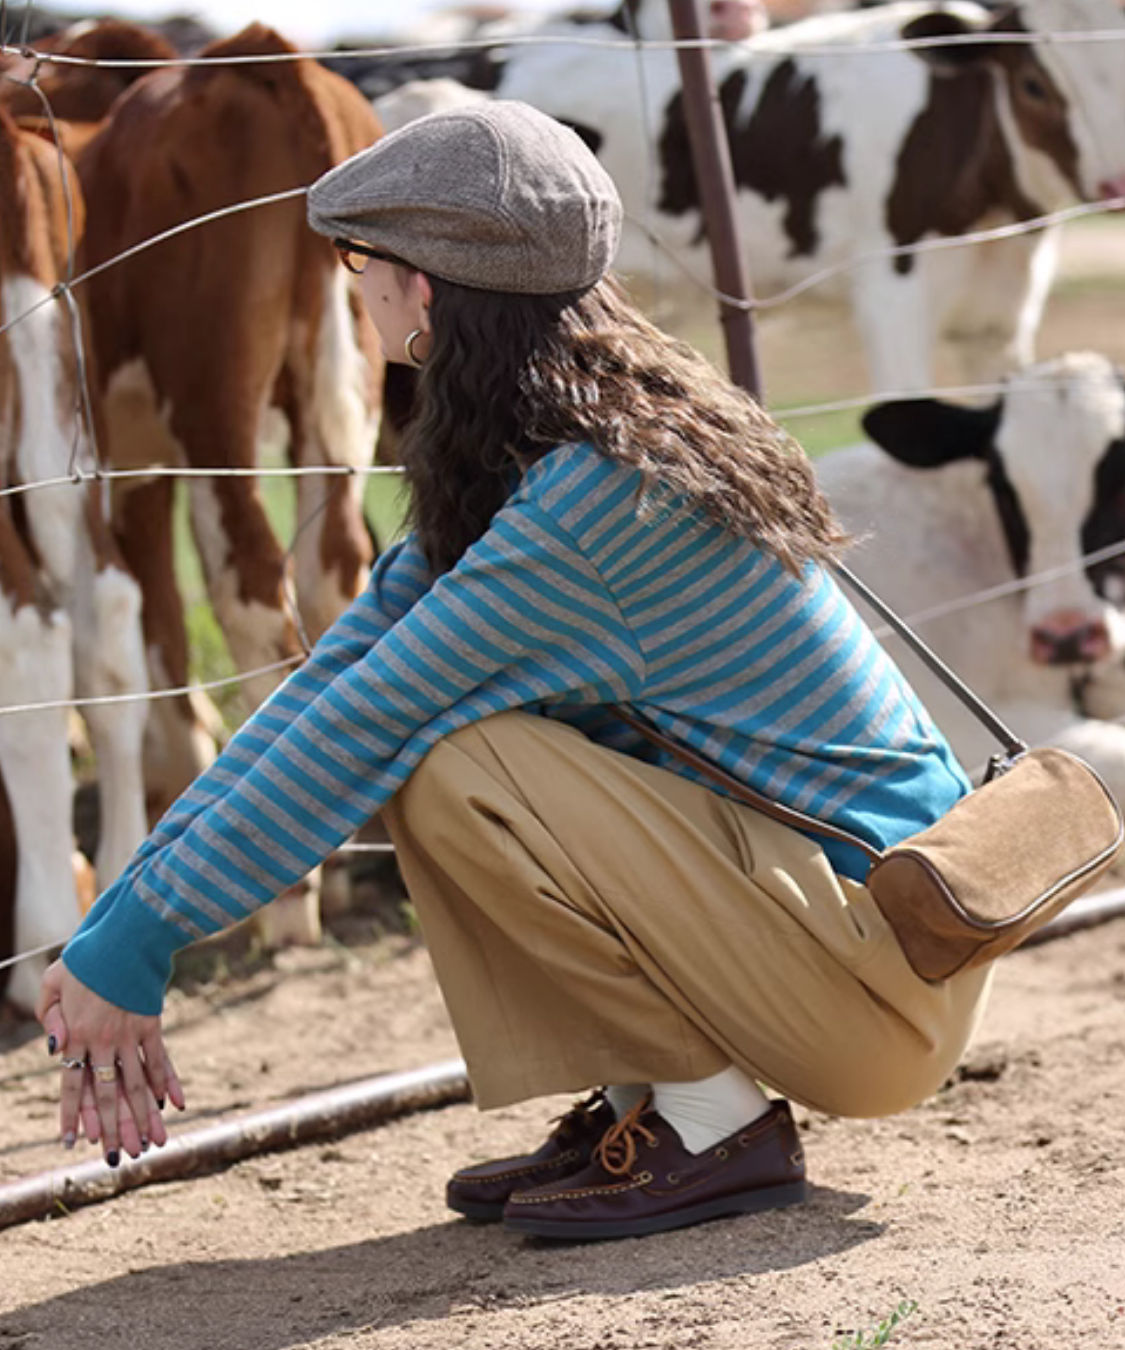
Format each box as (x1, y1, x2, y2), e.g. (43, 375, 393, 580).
(0, 1183, 880, 1349)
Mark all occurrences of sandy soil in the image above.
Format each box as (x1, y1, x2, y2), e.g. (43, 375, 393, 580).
(0, 897, 1123, 1350)
(1, 219, 1124, 1350)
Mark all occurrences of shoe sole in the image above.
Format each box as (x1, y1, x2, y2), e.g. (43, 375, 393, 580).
(502, 1178, 808, 1241)
(447, 1195, 506, 1223)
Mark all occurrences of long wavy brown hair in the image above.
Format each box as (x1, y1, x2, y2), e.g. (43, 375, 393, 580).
(398, 274, 848, 577)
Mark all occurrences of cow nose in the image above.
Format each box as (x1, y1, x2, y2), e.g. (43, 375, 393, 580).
(1097, 174, 1125, 203)
(1029, 611, 1110, 666)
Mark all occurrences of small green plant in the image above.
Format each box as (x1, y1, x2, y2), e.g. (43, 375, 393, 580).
(832, 1300, 918, 1350)
(399, 898, 422, 937)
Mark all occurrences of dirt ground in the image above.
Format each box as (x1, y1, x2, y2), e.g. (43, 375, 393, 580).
(1, 894, 1124, 1350)
(1, 220, 1125, 1350)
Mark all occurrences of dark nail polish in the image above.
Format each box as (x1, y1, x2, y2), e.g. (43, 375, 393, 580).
(47, 1035, 57, 1055)
(63, 1133, 76, 1150)
(140, 1137, 150, 1151)
(106, 1150, 120, 1168)
(157, 1097, 165, 1110)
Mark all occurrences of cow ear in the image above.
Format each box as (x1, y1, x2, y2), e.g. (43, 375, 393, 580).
(861, 398, 1001, 469)
(900, 12, 993, 72)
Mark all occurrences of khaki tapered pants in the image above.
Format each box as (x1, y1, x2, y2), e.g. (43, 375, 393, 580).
(383, 711, 992, 1116)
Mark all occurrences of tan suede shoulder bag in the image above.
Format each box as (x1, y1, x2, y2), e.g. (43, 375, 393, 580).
(617, 562, 1124, 983)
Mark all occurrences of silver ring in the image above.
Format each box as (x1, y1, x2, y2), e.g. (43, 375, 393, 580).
(59, 1057, 86, 1071)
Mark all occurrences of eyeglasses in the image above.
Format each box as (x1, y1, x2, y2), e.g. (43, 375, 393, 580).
(332, 238, 401, 275)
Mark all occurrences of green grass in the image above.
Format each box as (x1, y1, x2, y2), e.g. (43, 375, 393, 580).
(779, 405, 863, 460)
(830, 1300, 918, 1350)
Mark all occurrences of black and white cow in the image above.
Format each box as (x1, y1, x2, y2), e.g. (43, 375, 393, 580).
(816, 350, 1125, 814)
(375, 0, 1125, 393)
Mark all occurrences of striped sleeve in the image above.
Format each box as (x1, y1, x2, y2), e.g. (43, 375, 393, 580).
(63, 502, 645, 1013)
(117, 535, 432, 869)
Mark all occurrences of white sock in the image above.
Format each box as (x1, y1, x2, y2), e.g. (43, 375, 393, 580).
(652, 1065, 771, 1154)
(605, 1083, 649, 1119)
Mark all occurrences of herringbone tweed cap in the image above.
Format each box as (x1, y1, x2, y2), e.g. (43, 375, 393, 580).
(308, 100, 622, 295)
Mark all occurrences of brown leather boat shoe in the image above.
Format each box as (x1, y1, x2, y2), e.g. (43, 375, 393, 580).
(447, 1089, 617, 1222)
(502, 1097, 807, 1240)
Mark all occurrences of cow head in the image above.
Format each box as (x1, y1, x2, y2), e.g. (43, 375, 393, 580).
(902, 0, 1125, 206)
(862, 351, 1125, 669)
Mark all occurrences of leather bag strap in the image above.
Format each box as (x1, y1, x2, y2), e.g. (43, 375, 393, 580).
(831, 561, 1028, 761)
(614, 703, 884, 865)
(615, 559, 1033, 860)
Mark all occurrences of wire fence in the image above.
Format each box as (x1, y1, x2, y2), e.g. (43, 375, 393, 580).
(2, 2, 1125, 976)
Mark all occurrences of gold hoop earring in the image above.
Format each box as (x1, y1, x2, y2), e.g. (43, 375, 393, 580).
(404, 328, 427, 369)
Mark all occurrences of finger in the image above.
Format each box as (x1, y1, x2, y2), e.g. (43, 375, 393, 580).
(145, 1094, 169, 1148)
(115, 1083, 145, 1160)
(139, 1026, 169, 1105)
(110, 1080, 167, 1154)
(34, 959, 65, 1030)
(163, 1050, 186, 1112)
(41, 1002, 68, 1058)
(88, 1047, 122, 1164)
(58, 1054, 88, 1147)
(117, 1046, 153, 1148)
(79, 1076, 101, 1144)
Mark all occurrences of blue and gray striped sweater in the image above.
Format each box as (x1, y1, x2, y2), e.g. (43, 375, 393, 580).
(65, 443, 970, 1013)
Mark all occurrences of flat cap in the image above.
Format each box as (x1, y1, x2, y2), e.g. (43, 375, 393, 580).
(308, 99, 623, 295)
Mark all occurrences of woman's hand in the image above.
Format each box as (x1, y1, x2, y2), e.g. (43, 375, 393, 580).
(36, 959, 185, 1164)
(77, 1073, 170, 1160)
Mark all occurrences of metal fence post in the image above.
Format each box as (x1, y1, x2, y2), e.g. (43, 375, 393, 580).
(667, 0, 763, 401)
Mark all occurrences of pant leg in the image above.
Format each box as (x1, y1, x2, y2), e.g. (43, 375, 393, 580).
(383, 711, 992, 1116)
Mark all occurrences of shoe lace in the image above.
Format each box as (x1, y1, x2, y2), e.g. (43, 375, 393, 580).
(547, 1088, 608, 1143)
(594, 1094, 657, 1177)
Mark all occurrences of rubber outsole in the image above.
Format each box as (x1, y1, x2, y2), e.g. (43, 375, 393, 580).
(502, 1178, 808, 1241)
(447, 1194, 507, 1223)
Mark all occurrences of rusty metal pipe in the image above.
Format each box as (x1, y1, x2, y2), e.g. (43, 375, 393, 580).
(0, 1057, 469, 1231)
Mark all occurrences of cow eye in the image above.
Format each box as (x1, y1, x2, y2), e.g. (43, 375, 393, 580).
(1021, 74, 1048, 102)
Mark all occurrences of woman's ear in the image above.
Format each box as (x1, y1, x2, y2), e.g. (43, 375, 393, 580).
(416, 272, 433, 313)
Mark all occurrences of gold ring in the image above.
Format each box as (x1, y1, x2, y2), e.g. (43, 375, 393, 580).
(91, 1064, 118, 1084)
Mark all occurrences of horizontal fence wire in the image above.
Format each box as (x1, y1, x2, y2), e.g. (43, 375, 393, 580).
(2, 9, 1125, 976)
(1, 18, 1125, 338)
(0, 147, 1121, 344)
(6, 23, 1125, 70)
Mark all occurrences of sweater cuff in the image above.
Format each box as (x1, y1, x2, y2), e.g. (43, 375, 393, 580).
(62, 890, 191, 1015)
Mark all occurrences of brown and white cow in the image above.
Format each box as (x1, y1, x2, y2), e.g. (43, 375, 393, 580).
(374, 0, 1125, 394)
(0, 104, 149, 1011)
(1, 19, 178, 121)
(73, 24, 385, 944)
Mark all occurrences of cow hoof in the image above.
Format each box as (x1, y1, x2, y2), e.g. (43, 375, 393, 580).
(255, 872, 323, 949)
(318, 859, 353, 918)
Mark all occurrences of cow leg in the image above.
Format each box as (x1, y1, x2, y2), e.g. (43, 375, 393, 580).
(942, 229, 1061, 386)
(0, 752, 16, 1008)
(0, 587, 79, 1014)
(271, 267, 382, 933)
(68, 484, 150, 886)
(15, 448, 148, 887)
(114, 476, 219, 822)
(186, 474, 301, 707)
(186, 473, 325, 948)
(285, 266, 380, 642)
(849, 262, 937, 395)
